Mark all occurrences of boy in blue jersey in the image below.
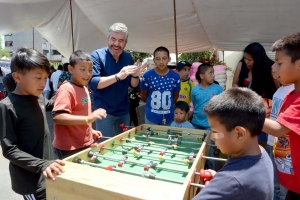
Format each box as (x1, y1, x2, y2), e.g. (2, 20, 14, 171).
(140, 46, 180, 125)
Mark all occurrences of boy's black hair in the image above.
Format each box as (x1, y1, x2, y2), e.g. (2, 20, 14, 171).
(10, 48, 50, 74)
(204, 87, 265, 137)
(57, 64, 63, 70)
(272, 32, 300, 63)
(69, 50, 92, 67)
(195, 63, 213, 83)
(153, 46, 170, 58)
(62, 63, 69, 71)
(174, 101, 190, 113)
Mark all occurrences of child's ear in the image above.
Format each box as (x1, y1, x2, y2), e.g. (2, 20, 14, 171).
(67, 65, 73, 73)
(11, 72, 21, 83)
(234, 126, 247, 142)
(200, 73, 204, 80)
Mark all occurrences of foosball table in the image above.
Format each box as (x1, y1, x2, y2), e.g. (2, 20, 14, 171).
(46, 124, 215, 200)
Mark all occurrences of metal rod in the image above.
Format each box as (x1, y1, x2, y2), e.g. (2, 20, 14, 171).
(89, 151, 189, 173)
(147, 127, 205, 136)
(136, 134, 202, 145)
(190, 183, 205, 188)
(201, 155, 227, 162)
(73, 157, 183, 184)
(69, 0, 75, 52)
(112, 142, 193, 157)
(32, 27, 34, 49)
(123, 139, 199, 150)
(173, 0, 178, 64)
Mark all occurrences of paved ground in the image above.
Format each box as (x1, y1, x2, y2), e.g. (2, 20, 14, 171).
(0, 112, 54, 200)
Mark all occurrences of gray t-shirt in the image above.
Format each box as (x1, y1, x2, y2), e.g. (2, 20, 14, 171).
(193, 147, 273, 200)
(170, 121, 194, 129)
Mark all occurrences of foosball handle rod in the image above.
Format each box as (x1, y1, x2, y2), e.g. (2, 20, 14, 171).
(201, 154, 227, 162)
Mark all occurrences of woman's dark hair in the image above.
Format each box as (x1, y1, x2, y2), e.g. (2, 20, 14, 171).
(240, 42, 276, 99)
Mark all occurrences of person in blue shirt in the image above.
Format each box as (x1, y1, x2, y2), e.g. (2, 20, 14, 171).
(140, 46, 180, 125)
(88, 22, 146, 138)
(191, 63, 223, 170)
(191, 63, 223, 129)
(170, 101, 194, 129)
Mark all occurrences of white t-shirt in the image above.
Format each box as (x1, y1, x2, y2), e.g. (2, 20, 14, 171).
(267, 84, 294, 146)
(50, 70, 62, 91)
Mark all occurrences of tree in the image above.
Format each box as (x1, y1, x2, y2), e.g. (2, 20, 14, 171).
(178, 52, 209, 63)
(126, 50, 151, 63)
(0, 37, 10, 58)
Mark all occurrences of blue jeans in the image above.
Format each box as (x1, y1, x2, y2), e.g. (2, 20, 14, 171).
(95, 113, 130, 139)
(145, 116, 171, 126)
(268, 145, 288, 200)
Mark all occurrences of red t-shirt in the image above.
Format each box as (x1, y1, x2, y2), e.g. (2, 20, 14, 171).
(275, 90, 300, 193)
(53, 82, 93, 150)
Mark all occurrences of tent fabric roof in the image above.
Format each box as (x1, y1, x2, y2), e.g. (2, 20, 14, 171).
(1, 0, 300, 57)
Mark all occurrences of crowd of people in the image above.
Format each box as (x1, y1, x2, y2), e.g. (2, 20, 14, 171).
(0, 22, 300, 200)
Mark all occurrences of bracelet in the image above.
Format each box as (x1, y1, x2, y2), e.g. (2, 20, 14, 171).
(85, 117, 89, 124)
(115, 74, 120, 82)
(131, 75, 139, 78)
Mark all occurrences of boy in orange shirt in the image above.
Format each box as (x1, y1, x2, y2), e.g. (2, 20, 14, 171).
(53, 50, 107, 159)
(263, 32, 300, 199)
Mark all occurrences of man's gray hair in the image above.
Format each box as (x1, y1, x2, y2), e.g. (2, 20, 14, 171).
(108, 22, 129, 40)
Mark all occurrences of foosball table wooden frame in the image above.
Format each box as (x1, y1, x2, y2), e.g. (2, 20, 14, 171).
(46, 124, 211, 200)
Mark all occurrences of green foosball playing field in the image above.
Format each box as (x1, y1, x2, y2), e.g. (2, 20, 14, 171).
(46, 124, 211, 200)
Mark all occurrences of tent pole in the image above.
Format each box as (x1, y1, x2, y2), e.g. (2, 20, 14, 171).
(70, 0, 75, 52)
(32, 27, 34, 49)
(173, 0, 178, 64)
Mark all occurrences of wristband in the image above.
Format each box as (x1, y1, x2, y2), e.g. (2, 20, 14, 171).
(131, 75, 139, 78)
(85, 117, 89, 124)
(115, 74, 120, 82)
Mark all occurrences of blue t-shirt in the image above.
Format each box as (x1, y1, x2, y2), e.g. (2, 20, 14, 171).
(170, 121, 194, 129)
(89, 47, 134, 115)
(140, 69, 180, 124)
(191, 83, 223, 128)
(193, 148, 273, 200)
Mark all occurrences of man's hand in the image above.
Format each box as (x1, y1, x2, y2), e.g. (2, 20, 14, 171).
(132, 60, 147, 77)
(43, 160, 65, 180)
(117, 65, 138, 80)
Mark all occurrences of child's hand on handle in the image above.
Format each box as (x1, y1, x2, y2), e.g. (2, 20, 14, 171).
(43, 160, 65, 181)
(92, 129, 102, 140)
(204, 169, 216, 179)
(87, 108, 107, 124)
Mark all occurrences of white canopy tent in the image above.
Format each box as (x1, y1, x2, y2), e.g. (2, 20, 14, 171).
(0, 0, 300, 58)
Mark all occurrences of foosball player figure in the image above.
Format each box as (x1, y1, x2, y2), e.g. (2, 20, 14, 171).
(144, 161, 157, 171)
(88, 151, 99, 162)
(145, 133, 151, 142)
(174, 135, 179, 145)
(159, 148, 167, 156)
(118, 156, 128, 167)
(168, 134, 172, 145)
(188, 152, 195, 161)
(135, 145, 144, 152)
(131, 149, 139, 157)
